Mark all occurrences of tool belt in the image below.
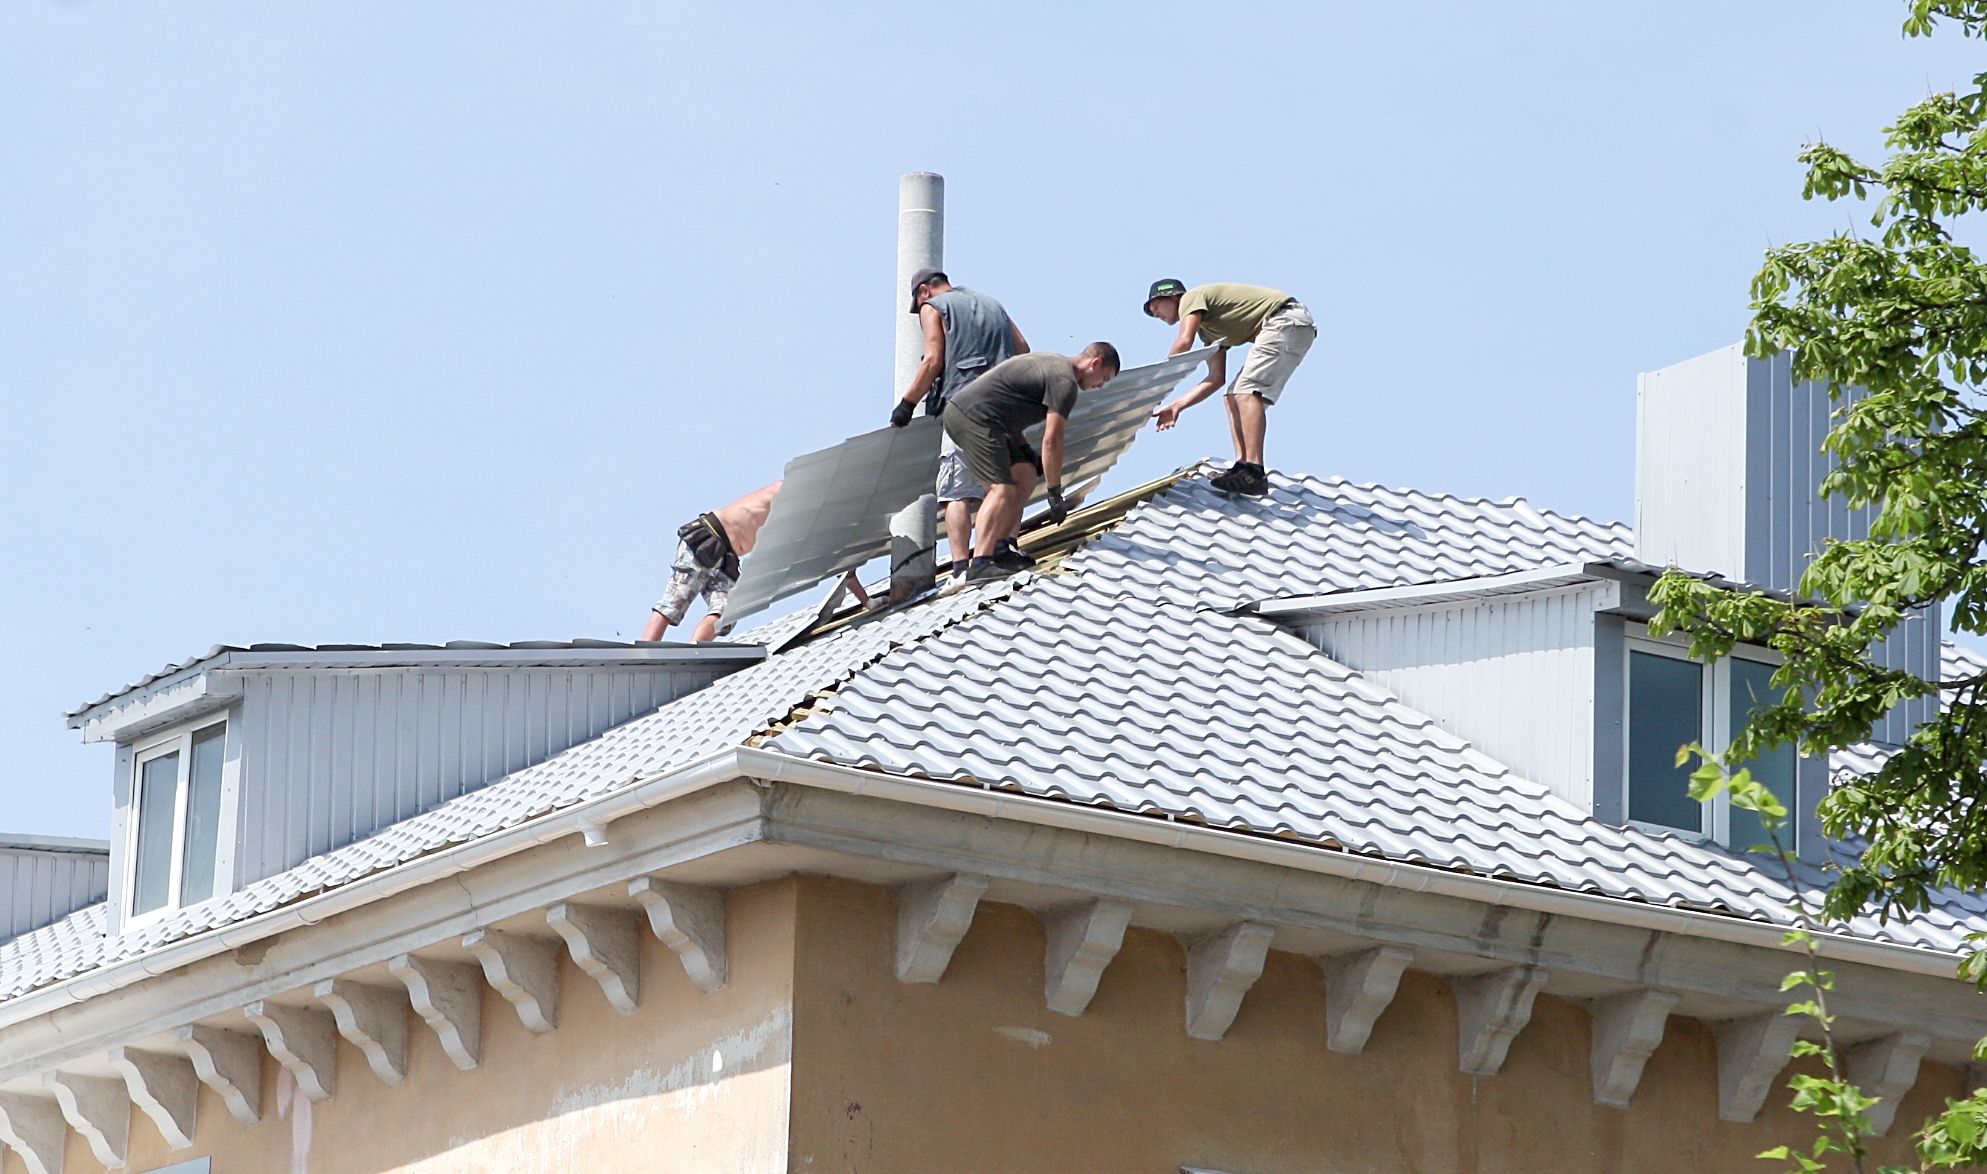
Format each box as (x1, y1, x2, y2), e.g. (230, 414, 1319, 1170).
(678, 512, 740, 580)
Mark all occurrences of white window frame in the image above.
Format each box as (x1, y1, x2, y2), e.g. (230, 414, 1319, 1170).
(1622, 624, 1785, 847)
(123, 718, 233, 928)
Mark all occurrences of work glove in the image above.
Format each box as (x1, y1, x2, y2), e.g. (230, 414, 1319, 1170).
(1044, 485, 1068, 526)
(890, 399, 917, 429)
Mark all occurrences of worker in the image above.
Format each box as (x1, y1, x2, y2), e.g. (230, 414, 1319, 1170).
(1144, 279, 1317, 497)
(889, 268, 1030, 578)
(940, 345, 1120, 582)
(639, 481, 782, 643)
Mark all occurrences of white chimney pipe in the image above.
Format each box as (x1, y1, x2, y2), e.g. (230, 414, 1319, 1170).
(894, 172, 944, 402)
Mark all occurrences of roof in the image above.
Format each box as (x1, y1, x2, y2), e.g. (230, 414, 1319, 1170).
(0, 835, 108, 856)
(6, 466, 1980, 1004)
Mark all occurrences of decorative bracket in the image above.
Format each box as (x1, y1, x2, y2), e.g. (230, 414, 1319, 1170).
(389, 954, 483, 1071)
(895, 874, 989, 984)
(1322, 945, 1413, 1054)
(245, 1000, 337, 1103)
(1452, 965, 1548, 1076)
(1714, 1011, 1803, 1123)
(0, 1092, 67, 1174)
(1848, 1030, 1933, 1137)
(108, 1046, 199, 1150)
(1589, 988, 1679, 1108)
(1183, 921, 1276, 1041)
(315, 979, 409, 1085)
(629, 878, 727, 993)
(45, 1071, 128, 1169)
(549, 902, 643, 1014)
(174, 1024, 262, 1125)
(463, 929, 560, 1033)
(1042, 899, 1134, 1017)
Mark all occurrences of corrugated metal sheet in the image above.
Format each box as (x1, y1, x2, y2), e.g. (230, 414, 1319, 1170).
(1302, 582, 1611, 810)
(226, 665, 727, 887)
(0, 843, 107, 945)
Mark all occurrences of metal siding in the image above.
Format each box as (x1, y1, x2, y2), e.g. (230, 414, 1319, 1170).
(1302, 584, 1606, 809)
(229, 665, 721, 887)
(1636, 344, 1750, 577)
(0, 848, 108, 943)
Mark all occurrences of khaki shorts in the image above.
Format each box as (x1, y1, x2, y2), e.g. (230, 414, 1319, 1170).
(1228, 300, 1316, 405)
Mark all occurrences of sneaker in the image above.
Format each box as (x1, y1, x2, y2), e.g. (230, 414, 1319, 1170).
(1210, 462, 1269, 496)
(964, 558, 1012, 583)
(988, 540, 1036, 572)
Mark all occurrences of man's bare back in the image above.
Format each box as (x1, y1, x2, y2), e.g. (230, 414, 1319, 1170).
(711, 481, 782, 555)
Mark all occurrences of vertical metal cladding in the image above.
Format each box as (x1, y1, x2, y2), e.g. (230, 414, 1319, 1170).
(1302, 583, 1610, 811)
(1639, 345, 1940, 748)
(0, 841, 109, 943)
(230, 666, 720, 886)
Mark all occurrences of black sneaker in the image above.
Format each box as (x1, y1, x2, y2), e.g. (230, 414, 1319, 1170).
(1211, 462, 1269, 496)
(965, 558, 1012, 582)
(989, 540, 1037, 571)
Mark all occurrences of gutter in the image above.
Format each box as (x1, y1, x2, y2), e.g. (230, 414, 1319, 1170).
(0, 746, 1966, 1032)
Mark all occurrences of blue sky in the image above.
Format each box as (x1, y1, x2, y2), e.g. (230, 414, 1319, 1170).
(2, 1, 1979, 838)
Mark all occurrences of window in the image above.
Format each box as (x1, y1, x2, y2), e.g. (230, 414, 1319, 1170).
(129, 722, 229, 917)
(1622, 631, 1800, 850)
(1627, 650, 1706, 833)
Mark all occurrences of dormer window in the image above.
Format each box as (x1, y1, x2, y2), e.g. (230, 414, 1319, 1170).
(1624, 629, 1797, 849)
(130, 721, 229, 917)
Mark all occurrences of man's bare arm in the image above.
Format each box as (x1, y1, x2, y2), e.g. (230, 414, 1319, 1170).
(1010, 319, 1030, 355)
(1167, 311, 1203, 357)
(902, 306, 947, 406)
(1152, 349, 1227, 431)
(1040, 411, 1067, 489)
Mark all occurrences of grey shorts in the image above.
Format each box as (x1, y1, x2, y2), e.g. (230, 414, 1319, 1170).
(1228, 300, 1317, 406)
(941, 406, 1039, 488)
(654, 539, 734, 625)
(935, 431, 985, 504)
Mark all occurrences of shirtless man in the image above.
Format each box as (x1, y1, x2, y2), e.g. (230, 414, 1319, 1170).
(640, 482, 782, 642)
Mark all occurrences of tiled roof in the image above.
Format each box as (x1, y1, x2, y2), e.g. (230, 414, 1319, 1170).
(4, 467, 1977, 1004)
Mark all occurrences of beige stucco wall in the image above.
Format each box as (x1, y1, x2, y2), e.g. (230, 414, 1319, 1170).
(9, 878, 798, 1174)
(787, 876, 1968, 1174)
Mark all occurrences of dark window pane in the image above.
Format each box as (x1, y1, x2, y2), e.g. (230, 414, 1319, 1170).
(1628, 651, 1704, 831)
(180, 724, 228, 904)
(133, 751, 180, 915)
(1728, 659, 1797, 853)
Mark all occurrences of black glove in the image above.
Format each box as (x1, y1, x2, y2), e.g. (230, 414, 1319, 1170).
(1045, 485, 1068, 525)
(890, 399, 917, 428)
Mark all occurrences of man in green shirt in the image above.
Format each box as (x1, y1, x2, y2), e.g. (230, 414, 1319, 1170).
(1143, 279, 1317, 496)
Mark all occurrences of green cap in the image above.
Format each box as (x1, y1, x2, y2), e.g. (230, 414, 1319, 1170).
(1143, 278, 1187, 316)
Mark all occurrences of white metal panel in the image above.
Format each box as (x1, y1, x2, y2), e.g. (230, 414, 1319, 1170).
(230, 665, 723, 886)
(0, 844, 109, 944)
(1302, 583, 1610, 809)
(1636, 344, 1751, 578)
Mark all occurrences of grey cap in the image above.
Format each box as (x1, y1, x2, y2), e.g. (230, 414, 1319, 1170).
(908, 267, 946, 312)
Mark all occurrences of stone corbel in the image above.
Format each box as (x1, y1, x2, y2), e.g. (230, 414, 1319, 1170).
(44, 1071, 128, 1169)
(548, 902, 643, 1014)
(1848, 1030, 1933, 1137)
(895, 874, 989, 984)
(1183, 921, 1276, 1041)
(0, 1091, 68, 1174)
(464, 929, 561, 1033)
(174, 1024, 262, 1126)
(315, 979, 410, 1085)
(108, 1046, 199, 1150)
(1322, 945, 1413, 1054)
(389, 954, 483, 1072)
(1714, 1010, 1803, 1123)
(1452, 965, 1549, 1076)
(245, 1000, 337, 1102)
(1589, 988, 1679, 1108)
(1042, 898, 1134, 1017)
(628, 878, 728, 994)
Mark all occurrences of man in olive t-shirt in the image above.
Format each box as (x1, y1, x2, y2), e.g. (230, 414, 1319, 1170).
(1143, 279, 1317, 497)
(941, 344, 1121, 582)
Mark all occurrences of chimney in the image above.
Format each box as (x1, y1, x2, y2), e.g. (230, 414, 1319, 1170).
(894, 172, 944, 402)
(1636, 343, 1939, 745)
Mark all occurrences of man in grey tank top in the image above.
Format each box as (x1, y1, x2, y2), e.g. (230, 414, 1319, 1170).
(889, 268, 1030, 577)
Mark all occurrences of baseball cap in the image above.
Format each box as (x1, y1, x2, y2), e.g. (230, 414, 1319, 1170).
(1143, 278, 1187, 316)
(908, 267, 946, 312)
